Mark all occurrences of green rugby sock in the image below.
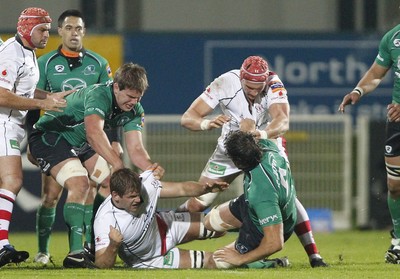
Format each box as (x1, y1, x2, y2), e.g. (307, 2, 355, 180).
(36, 206, 56, 254)
(388, 195, 400, 238)
(63, 203, 85, 253)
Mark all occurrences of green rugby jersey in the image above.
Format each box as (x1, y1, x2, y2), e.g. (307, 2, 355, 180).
(243, 139, 297, 236)
(37, 46, 112, 92)
(376, 24, 400, 104)
(35, 83, 144, 147)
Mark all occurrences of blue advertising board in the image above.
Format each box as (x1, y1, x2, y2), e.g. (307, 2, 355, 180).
(125, 33, 392, 120)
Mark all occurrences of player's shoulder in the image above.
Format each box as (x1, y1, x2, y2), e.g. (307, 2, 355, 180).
(85, 49, 110, 65)
(37, 50, 58, 63)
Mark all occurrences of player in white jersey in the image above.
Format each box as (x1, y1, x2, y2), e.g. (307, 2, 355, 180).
(94, 168, 228, 269)
(177, 55, 327, 267)
(0, 7, 70, 268)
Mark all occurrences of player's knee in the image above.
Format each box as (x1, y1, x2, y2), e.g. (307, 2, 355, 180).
(205, 205, 236, 232)
(199, 213, 225, 239)
(55, 160, 88, 187)
(89, 156, 110, 184)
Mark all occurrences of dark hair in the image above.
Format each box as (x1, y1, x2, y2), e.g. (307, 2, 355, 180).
(224, 130, 262, 171)
(110, 168, 142, 196)
(114, 62, 149, 93)
(58, 9, 84, 28)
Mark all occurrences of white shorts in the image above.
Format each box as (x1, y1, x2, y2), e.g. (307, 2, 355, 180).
(0, 121, 25, 156)
(132, 211, 191, 269)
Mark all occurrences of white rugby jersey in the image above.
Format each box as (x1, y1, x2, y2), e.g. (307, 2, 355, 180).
(0, 36, 39, 125)
(94, 170, 164, 266)
(200, 69, 288, 152)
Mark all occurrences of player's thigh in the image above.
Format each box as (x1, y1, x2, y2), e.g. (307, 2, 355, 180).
(82, 153, 110, 185)
(204, 199, 242, 231)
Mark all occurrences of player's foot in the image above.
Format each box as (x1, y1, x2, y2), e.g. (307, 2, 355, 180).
(310, 257, 328, 267)
(273, 256, 290, 267)
(63, 251, 96, 268)
(244, 256, 290, 268)
(385, 230, 400, 264)
(83, 242, 95, 262)
(0, 245, 29, 268)
(33, 252, 51, 266)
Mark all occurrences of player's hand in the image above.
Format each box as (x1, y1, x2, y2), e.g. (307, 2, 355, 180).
(208, 114, 231, 129)
(239, 118, 256, 132)
(338, 92, 361, 113)
(387, 103, 400, 122)
(213, 247, 242, 267)
(109, 225, 123, 246)
(42, 89, 75, 112)
(147, 163, 165, 180)
(205, 181, 229, 193)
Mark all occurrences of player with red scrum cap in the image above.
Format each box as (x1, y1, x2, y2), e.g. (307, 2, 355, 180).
(0, 7, 69, 268)
(177, 55, 328, 268)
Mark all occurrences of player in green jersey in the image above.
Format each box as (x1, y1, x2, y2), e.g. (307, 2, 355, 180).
(203, 120, 296, 269)
(28, 62, 164, 268)
(25, 9, 117, 266)
(339, 24, 400, 264)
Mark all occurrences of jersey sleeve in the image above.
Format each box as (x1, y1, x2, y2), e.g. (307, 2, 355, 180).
(250, 186, 283, 228)
(84, 85, 111, 119)
(375, 28, 394, 68)
(121, 104, 145, 132)
(0, 53, 20, 91)
(266, 73, 289, 108)
(98, 60, 113, 83)
(199, 73, 233, 109)
(93, 213, 112, 252)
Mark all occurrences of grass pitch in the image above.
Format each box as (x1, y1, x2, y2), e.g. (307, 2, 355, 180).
(0, 229, 397, 278)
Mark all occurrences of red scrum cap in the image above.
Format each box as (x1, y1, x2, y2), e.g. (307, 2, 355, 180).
(17, 7, 52, 48)
(240, 56, 269, 83)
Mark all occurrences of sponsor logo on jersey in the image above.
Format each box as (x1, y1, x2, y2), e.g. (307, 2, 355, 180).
(106, 64, 112, 77)
(259, 214, 279, 225)
(163, 250, 174, 266)
(203, 86, 214, 100)
(207, 162, 226, 175)
(9, 139, 20, 150)
(1, 69, 7, 76)
(394, 39, 400, 47)
(386, 145, 393, 154)
(83, 65, 96, 75)
(55, 65, 64, 72)
(270, 82, 284, 93)
(61, 78, 87, 91)
(117, 116, 130, 126)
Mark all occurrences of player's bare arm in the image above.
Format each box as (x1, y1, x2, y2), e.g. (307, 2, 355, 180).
(181, 97, 230, 131)
(257, 103, 290, 139)
(0, 86, 66, 111)
(338, 62, 389, 113)
(85, 114, 124, 171)
(95, 225, 123, 268)
(124, 130, 164, 175)
(213, 224, 283, 266)
(160, 180, 228, 198)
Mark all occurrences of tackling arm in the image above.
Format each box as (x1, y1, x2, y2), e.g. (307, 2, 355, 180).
(213, 224, 284, 266)
(181, 97, 230, 131)
(263, 103, 290, 139)
(85, 114, 124, 171)
(160, 180, 228, 198)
